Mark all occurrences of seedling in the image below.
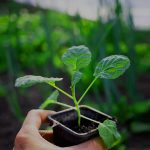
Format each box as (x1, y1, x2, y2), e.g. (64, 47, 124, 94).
(15, 45, 130, 149)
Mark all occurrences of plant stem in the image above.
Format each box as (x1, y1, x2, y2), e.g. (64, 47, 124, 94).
(78, 77, 98, 104)
(40, 100, 72, 109)
(81, 115, 100, 124)
(55, 102, 72, 108)
(49, 83, 73, 100)
(72, 85, 81, 126)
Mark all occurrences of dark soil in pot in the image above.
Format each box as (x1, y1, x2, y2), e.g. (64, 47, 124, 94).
(48, 105, 115, 147)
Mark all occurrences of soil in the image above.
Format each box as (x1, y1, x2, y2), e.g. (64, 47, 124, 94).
(73, 123, 97, 133)
(62, 118, 98, 133)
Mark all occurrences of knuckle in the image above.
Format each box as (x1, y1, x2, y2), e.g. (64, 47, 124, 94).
(28, 109, 38, 115)
(27, 109, 40, 118)
(15, 132, 28, 148)
(28, 109, 42, 115)
(27, 109, 55, 117)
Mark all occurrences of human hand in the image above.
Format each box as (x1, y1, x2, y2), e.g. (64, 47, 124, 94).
(14, 109, 106, 150)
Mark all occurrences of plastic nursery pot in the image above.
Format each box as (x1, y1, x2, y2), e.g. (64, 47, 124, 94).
(48, 105, 116, 147)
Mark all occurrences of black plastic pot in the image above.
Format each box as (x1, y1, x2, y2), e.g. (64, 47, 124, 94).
(48, 105, 115, 147)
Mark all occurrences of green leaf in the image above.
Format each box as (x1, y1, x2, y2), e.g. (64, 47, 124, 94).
(15, 75, 63, 87)
(62, 45, 91, 71)
(94, 55, 130, 79)
(46, 90, 59, 101)
(98, 120, 121, 149)
(71, 71, 83, 86)
(40, 90, 59, 109)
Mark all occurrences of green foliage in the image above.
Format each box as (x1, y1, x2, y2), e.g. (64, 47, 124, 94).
(62, 45, 91, 87)
(98, 120, 121, 149)
(62, 45, 91, 71)
(40, 89, 72, 109)
(40, 90, 59, 109)
(15, 75, 63, 87)
(71, 71, 83, 86)
(46, 90, 59, 101)
(132, 100, 150, 115)
(94, 55, 130, 79)
(131, 121, 150, 133)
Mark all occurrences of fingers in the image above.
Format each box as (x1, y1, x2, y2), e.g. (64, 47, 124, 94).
(14, 110, 56, 150)
(14, 109, 106, 150)
(22, 109, 55, 129)
(16, 109, 55, 139)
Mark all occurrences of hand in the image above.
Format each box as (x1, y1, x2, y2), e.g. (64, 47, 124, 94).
(14, 109, 106, 150)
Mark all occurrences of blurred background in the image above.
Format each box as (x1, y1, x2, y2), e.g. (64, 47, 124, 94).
(0, 0, 150, 149)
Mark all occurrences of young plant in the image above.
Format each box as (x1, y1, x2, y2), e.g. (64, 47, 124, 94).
(15, 45, 130, 149)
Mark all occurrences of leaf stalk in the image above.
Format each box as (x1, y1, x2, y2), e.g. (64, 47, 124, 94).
(40, 100, 72, 109)
(78, 77, 98, 104)
(49, 83, 73, 100)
